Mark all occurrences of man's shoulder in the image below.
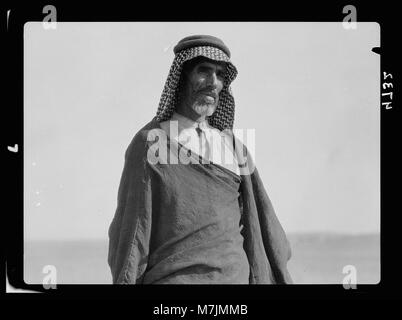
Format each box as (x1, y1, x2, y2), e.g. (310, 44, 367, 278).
(125, 117, 164, 159)
(132, 117, 160, 141)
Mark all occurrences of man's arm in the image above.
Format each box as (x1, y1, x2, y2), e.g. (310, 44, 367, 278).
(250, 167, 293, 284)
(233, 133, 292, 284)
(108, 134, 152, 284)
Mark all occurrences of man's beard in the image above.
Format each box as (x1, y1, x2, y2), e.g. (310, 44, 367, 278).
(192, 92, 218, 116)
(178, 85, 219, 118)
(192, 102, 216, 117)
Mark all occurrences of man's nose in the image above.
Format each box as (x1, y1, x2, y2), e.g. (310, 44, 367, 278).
(207, 72, 219, 88)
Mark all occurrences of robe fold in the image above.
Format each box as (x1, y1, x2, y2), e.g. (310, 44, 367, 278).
(108, 117, 292, 284)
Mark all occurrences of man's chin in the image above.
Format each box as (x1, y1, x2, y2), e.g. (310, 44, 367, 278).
(193, 104, 217, 117)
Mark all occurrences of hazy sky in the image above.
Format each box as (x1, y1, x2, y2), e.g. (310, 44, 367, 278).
(24, 22, 380, 240)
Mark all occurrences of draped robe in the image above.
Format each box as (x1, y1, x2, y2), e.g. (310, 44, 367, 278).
(108, 117, 293, 284)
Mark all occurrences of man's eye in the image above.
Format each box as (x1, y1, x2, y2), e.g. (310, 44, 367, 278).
(197, 66, 224, 79)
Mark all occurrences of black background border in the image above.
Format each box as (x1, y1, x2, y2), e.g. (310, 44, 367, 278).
(4, 1, 400, 302)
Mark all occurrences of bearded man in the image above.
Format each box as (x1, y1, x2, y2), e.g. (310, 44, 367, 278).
(107, 35, 292, 284)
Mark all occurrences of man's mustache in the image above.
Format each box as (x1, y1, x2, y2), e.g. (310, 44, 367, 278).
(197, 89, 219, 99)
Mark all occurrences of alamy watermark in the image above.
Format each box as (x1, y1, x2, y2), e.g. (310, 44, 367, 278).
(42, 265, 57, 289)
(342, 265, 357, 289)
(146, 121, 256, 175)
(42, 5, 57, 30)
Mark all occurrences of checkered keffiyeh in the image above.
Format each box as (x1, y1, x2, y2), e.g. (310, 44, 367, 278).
(155, 46, 238, 131)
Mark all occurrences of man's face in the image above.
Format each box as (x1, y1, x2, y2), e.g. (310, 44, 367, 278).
(181, 58, 226, 118)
